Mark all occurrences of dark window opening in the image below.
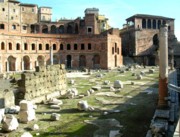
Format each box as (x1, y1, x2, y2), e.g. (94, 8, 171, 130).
(53, 44, 56, 50)
(112, 47, 114, 54)
(39, 44, 42, 50)
(0, 24, 4, 29)
(23, 26, 27, 30)
(153, 20, 156, 29)
(81, 44, 85, 50)
(88, 43, 91, 50)
(46, 44, 49, 50)
(60, 44, 63, 50)
(115, 43, 117, 52)
(32, 44, 35, 50)
(24, 43, 28, 50)
(2, 8, 5, 11)
(67, 44, 71, 50)
(74, 44, 78, 50)
(142, 19, 146, 29)
(147, 19, 151, 29)
(87, 27, 92, 33)
(16, 43, 20, 50)
(1, 42, 5, 50)
(9, 43, 12, 50)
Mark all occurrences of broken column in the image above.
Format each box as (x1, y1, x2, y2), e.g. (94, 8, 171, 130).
(18, 100, 36, 123)
(158, 24, 169, 108)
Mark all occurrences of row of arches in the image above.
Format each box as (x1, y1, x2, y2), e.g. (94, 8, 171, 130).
(5, 54, 102, 72)
(142, 19, 167, 29)
(35, 23, 79, 34)
(0, 23, 79, 34)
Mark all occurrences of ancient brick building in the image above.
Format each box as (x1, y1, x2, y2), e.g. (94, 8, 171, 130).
(120, 14, 177, 66)
(0, 0, 123, 73)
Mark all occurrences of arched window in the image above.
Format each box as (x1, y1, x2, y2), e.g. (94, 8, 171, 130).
(158, 20, 161, 29)
(60, 44, 63, 50)
(53, 44, 56, 50)
(16, 43, 20, 50)
(115, 43, 117, 52)
(142, 19, 146, 29)
(31, 43, 35, 50)
(39, 44, 42, 50)
(24, 43, 28, 50)
(42, 25, 48, 33)
(112, 47, 114, 54)
(147, 19, 151, 29)
(153, 20, 156, 29)
(46, 44, 49, 50)
(9, 43, 12, 50)
(59, 25, 64, 34)
(1, 42, 5, 50)
(12, 25, 16, 30)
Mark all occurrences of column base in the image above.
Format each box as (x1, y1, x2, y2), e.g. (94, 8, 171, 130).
(158, 77, 168, 108)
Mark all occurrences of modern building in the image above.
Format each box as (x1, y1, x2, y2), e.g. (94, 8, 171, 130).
(0, 0, 123, 73)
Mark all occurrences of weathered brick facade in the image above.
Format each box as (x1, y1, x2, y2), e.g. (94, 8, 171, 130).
(0, 1, 123, 73)
(120, 14, 177, 66)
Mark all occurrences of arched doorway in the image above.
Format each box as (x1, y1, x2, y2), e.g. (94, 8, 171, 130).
(93, 55, 100, 68)
(37, 56, 45, 66)
(53, 55, 59, 64)
(79, 55, 86, 68)
(66, 55, 72, 68)
(153, 34, 159, 50)
(8, 56, 16, 71)
(23, 56, 30, 70)
(42, 25, 48, 33)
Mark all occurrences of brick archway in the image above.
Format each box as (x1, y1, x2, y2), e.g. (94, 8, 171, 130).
(8, 56, 16, 71)
(79, 55, 86, 68)
(23, 55, 30, 70)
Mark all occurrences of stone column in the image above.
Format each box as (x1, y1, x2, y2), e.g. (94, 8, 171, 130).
(21, 60, 24, 71)
(6, 61, 9, 72)
(50, 46, 53, 65)
(158, 24, 169, 108)
(35, 61, 39, 67)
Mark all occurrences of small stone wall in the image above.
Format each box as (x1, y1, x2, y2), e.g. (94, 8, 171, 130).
(17, 64, 67, 103)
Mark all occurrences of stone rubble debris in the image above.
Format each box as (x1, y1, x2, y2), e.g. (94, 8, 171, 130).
(50, 113, 61, 121)
(77, 100, 89, 111)
(66, 88, 78, 98)
(21, 132, 33, 137)
(18, 100, 36, 123)
(114, 80, 123, 88)
(2, 114, 19, 132)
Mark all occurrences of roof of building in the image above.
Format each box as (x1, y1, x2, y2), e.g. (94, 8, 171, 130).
(126, 14, 174, 21)
(39, 6, 52, 9)
(8, 0, 20, 3)
(20, 3, 37, 7)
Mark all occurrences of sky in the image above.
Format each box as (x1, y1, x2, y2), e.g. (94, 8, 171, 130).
(21, 0, 180, 41)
